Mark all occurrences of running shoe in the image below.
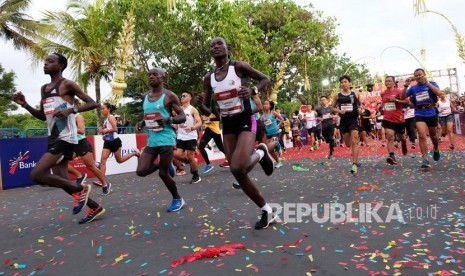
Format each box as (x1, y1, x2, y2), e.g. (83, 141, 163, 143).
(101, 182, 111, 196)
(201, 164, 214, 174)
(72, 184, 91, 215)
(169, 163, 176, 178)
(167, 198, 185, 212)
(219, 160, 230, 168)
(326, 155, 333, 160)
(450, 144, 455, 150)
(78, 205, 105, 224)
(274, 161, 283, 169)
(254, 209, 279, 230)
(386, 156, 398, 165)
(314, 142, 319, 150)
(232, 181, 241, 189)
(258, 143, 274, 176)
(76, 173, 87, 187)
(176, 169, 186, 176)
(189, 175, 201, 184)
(433, 150, 440, 161)
(401, 142, 408, 156)
(411, 144, 416, 149)
(350, 163, 358, 174)
(310, 146, 314, 151)
(420, 159, 431, 169)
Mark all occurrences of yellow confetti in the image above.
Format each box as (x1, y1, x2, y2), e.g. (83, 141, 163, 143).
(157, 212, 160, 218)
(308, 254, 313, 262)
(38, 239, 44, 243)
(385, 265, 390, 270)
(246, 249, 256, 254)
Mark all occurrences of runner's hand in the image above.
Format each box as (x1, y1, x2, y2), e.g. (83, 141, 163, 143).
(238, 86, 251, 100)
(13, 92, 26, 106)
(195, 94, 204, 107)
(53, 108, 72, 119)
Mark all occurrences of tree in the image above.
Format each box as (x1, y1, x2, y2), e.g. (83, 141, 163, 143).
(0, 63, 17, 116)
(0, 0, 47, 56)
(39, 0, 123, 122)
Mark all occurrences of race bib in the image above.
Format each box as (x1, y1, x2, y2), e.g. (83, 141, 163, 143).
(415, 91, 429, 103)
(144, 112, 163, 132)
(322, 113, 332, 120)
(214, 88, 243, 116)
(264, 119, 272, 126)
(340, 104, 353, 112)
(42, 98, 56, 115)
(384, 102, 396, 111)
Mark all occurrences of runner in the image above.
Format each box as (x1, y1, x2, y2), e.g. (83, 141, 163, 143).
(97, 103, 140, 179)
(358, 103, 372, 146)
(68, 99, 111, 195)
(261, 100, 284, 168)
(332, 75, 362, 173)
(381, 76, 409, 165)
(316, 95, 336, 159)
(135, 67, 187, 212)
(375, 103, 386, 146)
(403, 102, 417, 149)
(198, 108, 225, 174)
(173, 91, 202, 184)
(291, 120, 303, 150)
(12, 53, 104, 224)
(199, 37, 277, 229)
(437, 93, 456, 150)
(401, 68, 442, 168)
(304, 104, 318, 151)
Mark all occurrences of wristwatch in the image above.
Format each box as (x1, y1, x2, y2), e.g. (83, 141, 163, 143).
(72, 107, 79, 114)
(251, 86, 258, 96)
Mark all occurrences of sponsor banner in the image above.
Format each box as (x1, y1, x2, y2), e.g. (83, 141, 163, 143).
(0, 137, 47, 190)
(94, 134, 138, 175)
(68, 136, 96, 179)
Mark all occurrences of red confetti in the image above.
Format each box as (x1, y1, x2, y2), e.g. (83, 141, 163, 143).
(4, 258, 11, 266)
(170, 243, 246, 268)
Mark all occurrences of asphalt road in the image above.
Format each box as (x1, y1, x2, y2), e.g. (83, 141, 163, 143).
(1, 145, 464, 276)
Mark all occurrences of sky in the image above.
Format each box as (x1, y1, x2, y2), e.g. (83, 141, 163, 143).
(1, 0, 464, 113)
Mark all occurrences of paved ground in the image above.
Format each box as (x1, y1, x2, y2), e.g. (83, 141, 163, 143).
(1, 139, 465, 276)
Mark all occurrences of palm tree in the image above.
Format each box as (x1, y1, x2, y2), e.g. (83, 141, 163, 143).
(39, 0, 118, 122)
(0, 0, 46, 56)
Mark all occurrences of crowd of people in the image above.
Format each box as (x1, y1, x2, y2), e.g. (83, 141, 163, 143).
(10, 36, 460, 230)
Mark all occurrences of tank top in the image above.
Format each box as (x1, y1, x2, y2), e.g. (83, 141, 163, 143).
(210, 62, 249, 117)
(75, 113, 86, 141)
(438, 99, 452, 117)
(41, 78, 77, 145)
(250, 98, 260, 120)
(305, 111, 317, 129)
(177, 105, 198, 141)
(205, 113, 221, 135)
(102, 116, 118, 141)
(337, 91, 359, 119)
(143, 92, 176, 147)
(262, 111, 279, 136)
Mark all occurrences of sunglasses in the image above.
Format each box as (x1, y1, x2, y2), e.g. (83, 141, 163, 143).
(181, 94, 189, 98)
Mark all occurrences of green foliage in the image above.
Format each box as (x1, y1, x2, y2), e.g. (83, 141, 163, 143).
(0, 64, 17, 115)
(0, 113, 46, 129)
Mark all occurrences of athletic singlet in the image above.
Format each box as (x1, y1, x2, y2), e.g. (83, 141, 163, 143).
(337, 91, 359, 119)
(250, 98, 260, 120)
(41, 78, 77, 145)
(438, 99, 452, 117)
(262, 111, 279, 136)
(102, 116, 118, 141)
(404, 108, 415, 119)
(143, 93, 176, 147)
(177, 105, 198, 141)
(305, 111, 317, 129)
(205, 113, 221, 135)
(210, 63, 248, 117)
(75, 113, 86, 141)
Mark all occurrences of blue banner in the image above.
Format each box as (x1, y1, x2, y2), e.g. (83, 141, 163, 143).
(0, 138, 48, 190)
